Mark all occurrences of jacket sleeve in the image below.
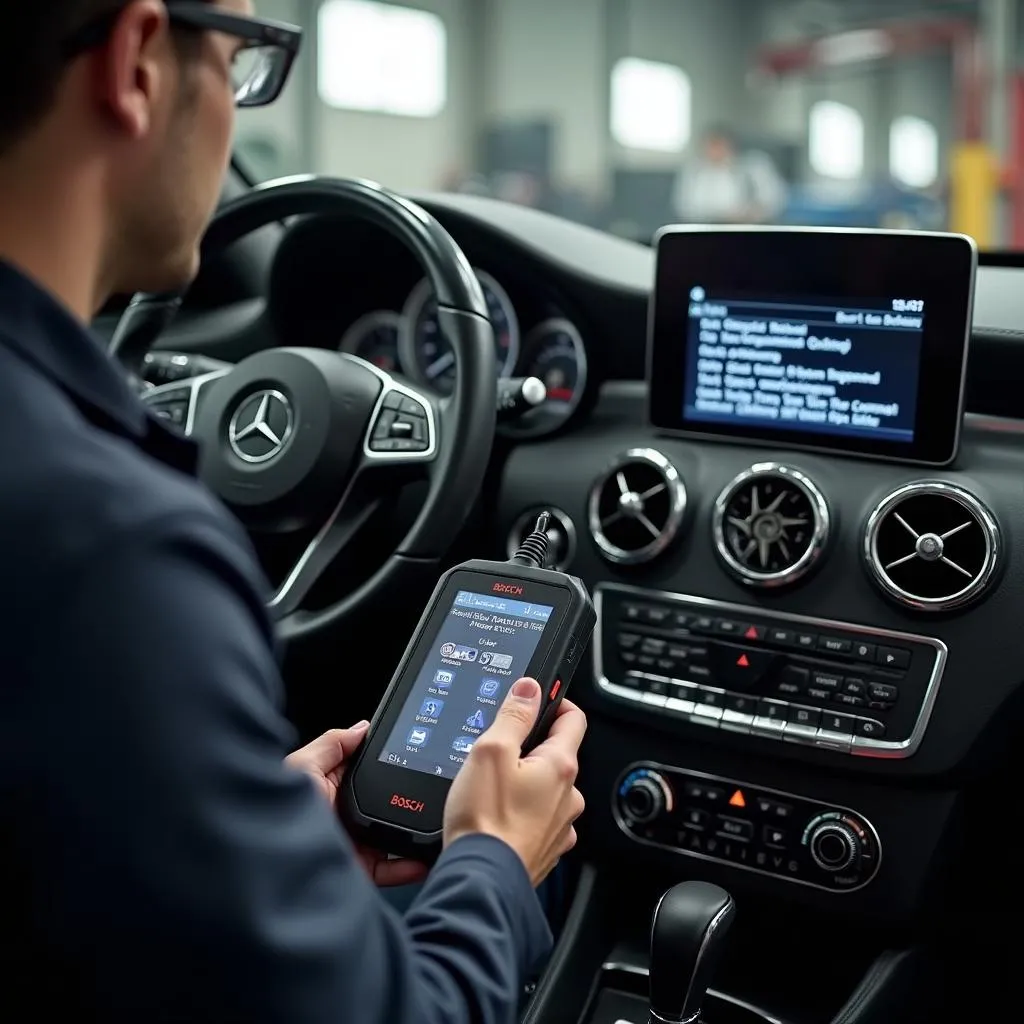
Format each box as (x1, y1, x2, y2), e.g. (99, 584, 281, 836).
(18, 512, 552, 1023)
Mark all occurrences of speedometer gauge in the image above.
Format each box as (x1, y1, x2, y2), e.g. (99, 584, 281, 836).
(400, 270, 519, 395)
(521, 319, 587, 414)
(339, 311, 403, 373)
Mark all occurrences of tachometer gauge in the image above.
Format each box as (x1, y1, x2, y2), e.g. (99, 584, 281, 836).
(520, 318, 587, 415)
(339, 311, 403, 373)
(400, 270, 519, 395)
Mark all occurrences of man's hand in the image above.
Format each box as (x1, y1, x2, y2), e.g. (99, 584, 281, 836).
(286, 722, 428, 888)
(444, 678, 587, 887)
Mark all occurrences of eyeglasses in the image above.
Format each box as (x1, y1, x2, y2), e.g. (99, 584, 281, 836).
(65, 1, 303, 108)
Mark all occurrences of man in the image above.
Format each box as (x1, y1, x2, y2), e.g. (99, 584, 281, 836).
(0, 2, 587, 1021)
(673, 123, 787, 224)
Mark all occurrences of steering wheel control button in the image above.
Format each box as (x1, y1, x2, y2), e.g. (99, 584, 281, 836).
(148, 393, 190, 427)
(370, 395, 430, 453)
(366, 381, 435, 459)
(595, 584, 946, 759)
(615, 764, 881, 892)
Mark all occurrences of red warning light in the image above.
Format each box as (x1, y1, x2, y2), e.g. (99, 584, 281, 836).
(744, 626, 759, 640)
(736, 654, 750, 668)
(728, 789, 746, 808)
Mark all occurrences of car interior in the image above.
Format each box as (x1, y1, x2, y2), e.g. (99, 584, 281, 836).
(91, 163, 1023, 1023)
(88, 0, 1024, 1019)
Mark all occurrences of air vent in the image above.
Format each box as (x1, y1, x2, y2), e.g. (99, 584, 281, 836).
(713, 463, 830, 588)
(864, 482, 1000, 611)
(507, 507, 577, 571)
(588, 448, 687, 565)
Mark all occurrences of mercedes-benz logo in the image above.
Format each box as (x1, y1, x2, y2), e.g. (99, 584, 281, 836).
(228, 390, 294, 464)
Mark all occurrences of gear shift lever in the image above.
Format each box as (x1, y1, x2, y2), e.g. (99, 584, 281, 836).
(648, 881, 736, 1024)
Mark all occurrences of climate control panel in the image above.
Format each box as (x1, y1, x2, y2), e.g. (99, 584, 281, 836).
(614, 764, 881, 892)
(595, 584, 946, 758)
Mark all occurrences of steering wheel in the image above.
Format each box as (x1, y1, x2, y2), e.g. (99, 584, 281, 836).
(109, 176, 497, 642)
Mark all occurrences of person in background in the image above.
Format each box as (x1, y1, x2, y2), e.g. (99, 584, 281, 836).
(673, 123, 788, 224)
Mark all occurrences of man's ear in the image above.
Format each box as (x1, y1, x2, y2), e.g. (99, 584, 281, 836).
(97, 0, 173, 140)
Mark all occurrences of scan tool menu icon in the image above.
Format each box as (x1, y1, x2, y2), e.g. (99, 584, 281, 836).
(479, 651, 513, 670)
(440, 643, 479, 663)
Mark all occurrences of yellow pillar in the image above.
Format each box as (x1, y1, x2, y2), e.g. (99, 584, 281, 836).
(950, 142, 1000, 246)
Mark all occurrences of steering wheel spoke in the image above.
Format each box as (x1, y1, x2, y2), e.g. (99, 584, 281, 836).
(141, 369, 230, 435)
(269, 481, 383, 622)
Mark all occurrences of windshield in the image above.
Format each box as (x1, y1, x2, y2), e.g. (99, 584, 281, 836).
(239, 0, 1020, 250)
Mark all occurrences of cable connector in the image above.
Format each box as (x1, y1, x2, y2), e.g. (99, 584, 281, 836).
(510, 511, 551, 569)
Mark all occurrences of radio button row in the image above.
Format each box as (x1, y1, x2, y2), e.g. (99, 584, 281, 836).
(598, 673, 896, 753)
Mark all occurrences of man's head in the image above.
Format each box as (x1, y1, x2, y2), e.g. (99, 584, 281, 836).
(701, 124, 737, 165)
(0, 0, 255, 306)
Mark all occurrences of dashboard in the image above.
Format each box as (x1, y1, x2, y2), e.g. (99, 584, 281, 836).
(263, 215, 589, 441)
(127, 193, 1024, 941)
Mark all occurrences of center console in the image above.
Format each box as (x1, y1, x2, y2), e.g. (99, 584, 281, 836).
(495, 227, 1011, 1022)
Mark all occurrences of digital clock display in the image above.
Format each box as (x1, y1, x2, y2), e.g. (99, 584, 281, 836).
(892, 299, 925, 313)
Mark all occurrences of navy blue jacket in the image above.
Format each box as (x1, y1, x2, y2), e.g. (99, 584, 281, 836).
(0, 261, 551, 1021)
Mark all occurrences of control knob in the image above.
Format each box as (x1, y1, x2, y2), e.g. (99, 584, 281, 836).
(808, 820, 862, 873)
(618, 770, 671, 825)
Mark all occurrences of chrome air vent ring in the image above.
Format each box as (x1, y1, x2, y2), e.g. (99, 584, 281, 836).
(588, 448, 687, 565)
(713, 463, 830, 588)
(864, 481, 1000, 611)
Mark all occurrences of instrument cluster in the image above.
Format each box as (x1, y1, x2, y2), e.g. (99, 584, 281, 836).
(338, 267, 588, 438)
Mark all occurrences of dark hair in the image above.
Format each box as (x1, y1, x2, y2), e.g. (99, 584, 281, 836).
(0, 0, 211, 155)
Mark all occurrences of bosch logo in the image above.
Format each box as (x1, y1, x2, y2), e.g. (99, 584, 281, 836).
(492, 582, 524, 596)
(390, 794, 426, 813)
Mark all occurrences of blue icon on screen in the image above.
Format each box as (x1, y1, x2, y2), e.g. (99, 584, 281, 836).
(406, 727, 430, 748)
(419, 698, 444, 720)
(433, 669, 454, 692)
(452, 736, 474, 754)
(466, 709, 486, 729)
(478, 679, 500, 698)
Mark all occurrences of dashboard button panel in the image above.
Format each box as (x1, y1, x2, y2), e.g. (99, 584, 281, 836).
(614, 764, 881, 892)
(595, 584, 946, 758)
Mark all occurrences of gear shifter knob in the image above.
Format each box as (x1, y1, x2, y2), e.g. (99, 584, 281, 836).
(648, 881, 736, 1024)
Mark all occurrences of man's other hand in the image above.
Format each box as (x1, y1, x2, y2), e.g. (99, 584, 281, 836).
(287, 723, 428, 888)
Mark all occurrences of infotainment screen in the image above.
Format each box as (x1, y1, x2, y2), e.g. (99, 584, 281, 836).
(648, 229, 976, 465)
